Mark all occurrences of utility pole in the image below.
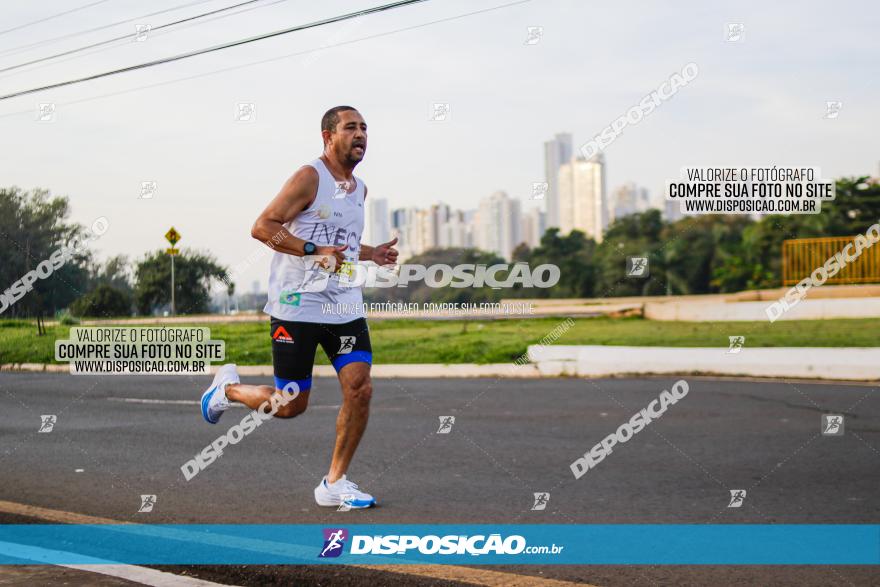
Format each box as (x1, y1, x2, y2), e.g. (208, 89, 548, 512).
(170, 253, 176, 315)
(164, 227, 181, 316)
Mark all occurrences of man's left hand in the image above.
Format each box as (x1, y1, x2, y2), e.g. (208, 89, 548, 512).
(371, 237, 399, 266)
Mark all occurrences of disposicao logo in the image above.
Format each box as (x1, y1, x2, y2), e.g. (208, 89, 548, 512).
(319, 528, 348, 558)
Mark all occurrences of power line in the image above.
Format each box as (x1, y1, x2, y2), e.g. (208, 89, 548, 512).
(0, 0, 277, 74)
(0, 0, 116, 37)
(0, 0, 529, 116)
(0, 0, 219, 58)
(0, 0, 289, 82)
(0, 0, 429, 101)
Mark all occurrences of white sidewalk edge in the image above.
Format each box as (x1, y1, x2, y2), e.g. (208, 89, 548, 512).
(4, 348, 880, 381)
(0, 363, 542, 378)
(528, 345, 880, 381)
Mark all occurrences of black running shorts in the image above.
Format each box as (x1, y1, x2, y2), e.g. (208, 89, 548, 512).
(270, 317, 372, 392)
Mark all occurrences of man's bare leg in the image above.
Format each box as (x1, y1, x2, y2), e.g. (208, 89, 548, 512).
(327, 362, 372, 482)
(225, 383, 309, 418)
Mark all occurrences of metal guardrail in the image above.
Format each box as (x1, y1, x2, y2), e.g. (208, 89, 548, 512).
(782, 236, 880, 285)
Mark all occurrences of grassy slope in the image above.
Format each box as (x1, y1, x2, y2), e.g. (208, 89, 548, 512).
(1, 316, 878, 365)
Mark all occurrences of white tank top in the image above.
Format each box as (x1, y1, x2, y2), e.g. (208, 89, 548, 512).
(263, 158, 366, 324)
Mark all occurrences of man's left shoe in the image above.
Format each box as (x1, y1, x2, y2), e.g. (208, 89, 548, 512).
(314, 475, 376, 509)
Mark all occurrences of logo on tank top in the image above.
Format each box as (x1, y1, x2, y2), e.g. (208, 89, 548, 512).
(272, 325, 294, 344)
(317, 204, 332, 219)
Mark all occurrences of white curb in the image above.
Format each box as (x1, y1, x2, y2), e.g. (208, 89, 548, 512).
(528, 345, 880, 380)
(0, 363, 542, 378)
(5, 349, 880, 380)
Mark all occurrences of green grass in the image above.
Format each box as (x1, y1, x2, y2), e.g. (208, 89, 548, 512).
(2, 316, 879, 365)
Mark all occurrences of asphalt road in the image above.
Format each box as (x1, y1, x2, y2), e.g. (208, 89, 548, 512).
(0, 372, 878, 586)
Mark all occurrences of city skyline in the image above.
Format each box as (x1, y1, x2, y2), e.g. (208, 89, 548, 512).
(362, 150, 661, 262)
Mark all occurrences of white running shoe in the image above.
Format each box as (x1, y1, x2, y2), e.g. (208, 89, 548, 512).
(200, 363, 239, 424)
(314, 475, 376, 509)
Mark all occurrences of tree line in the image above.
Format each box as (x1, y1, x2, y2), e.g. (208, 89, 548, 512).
(2, 176, 878, 318)
(369, 176, 880, 302)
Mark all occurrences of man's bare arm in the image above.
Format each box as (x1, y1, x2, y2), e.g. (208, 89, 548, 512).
(251, 167, 347, 270)
(251, 166, 318, 256)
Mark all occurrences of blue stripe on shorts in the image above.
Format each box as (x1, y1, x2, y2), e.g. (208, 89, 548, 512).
(273, 375, 312, 393)
(331, 350, 372, 372)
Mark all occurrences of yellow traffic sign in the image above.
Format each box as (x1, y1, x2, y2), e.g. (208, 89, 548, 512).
(165, 227, 181, 246)
(166, 247, 179, 255)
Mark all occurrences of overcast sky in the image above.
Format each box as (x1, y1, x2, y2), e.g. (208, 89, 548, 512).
(1, 0, 878, 291)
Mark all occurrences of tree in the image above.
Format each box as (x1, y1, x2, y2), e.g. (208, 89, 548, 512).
(660, 215, 752, 295)
(91, 254, 133, 295)
(593, 210, 665, 297)
(707, 216, 757, 292)
(511, 242, 531, 263)
(515, 228, 596, 298)
(70, 284, 131, 317)
(134, 250, 229, 315)
(820, 176, 880, 236)
(0, 187, 92, 322)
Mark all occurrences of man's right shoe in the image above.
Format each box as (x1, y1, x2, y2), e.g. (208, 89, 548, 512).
(200, 363, 239, 424)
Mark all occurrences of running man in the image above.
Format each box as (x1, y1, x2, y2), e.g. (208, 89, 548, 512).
(199, 106, 398, 509)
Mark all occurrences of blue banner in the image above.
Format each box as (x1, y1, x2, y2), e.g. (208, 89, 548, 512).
(0, 525, 877, 565)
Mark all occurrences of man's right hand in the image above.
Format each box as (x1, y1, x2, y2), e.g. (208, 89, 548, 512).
(314, 245, 347, 273)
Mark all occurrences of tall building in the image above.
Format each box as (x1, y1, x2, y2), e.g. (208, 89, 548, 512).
(462, 209, 477, 248)
(543, 132, 572, 230)
(664, 198, 684, 223)
(390, 207, 429, 260)
(391, 204, 480, 258)
(439, 209, 472, 248)
(475, 191, 522, 260)
(611, 182, 651, 221)
(425, 203, 451, 250)
(520, 207, 545, 248)
(364, 197, 390, 246)
(557, 153, 607, 242)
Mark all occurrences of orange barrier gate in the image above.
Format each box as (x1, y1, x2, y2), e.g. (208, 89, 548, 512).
(782, 236, 880, 286)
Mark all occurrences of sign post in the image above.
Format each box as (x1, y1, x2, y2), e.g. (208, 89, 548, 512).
(164, 227, 181, 315)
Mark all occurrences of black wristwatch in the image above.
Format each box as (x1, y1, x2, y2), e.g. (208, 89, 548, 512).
(303, 241, 317, 255)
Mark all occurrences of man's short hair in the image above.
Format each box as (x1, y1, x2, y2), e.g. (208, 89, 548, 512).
(321, 106, 358, 133)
